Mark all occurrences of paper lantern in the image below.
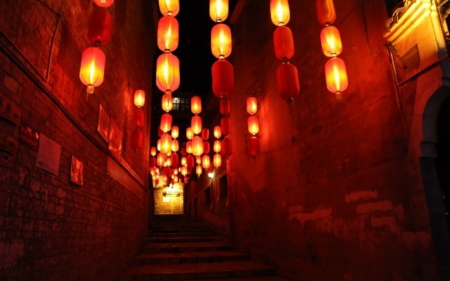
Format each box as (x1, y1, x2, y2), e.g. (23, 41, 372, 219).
(276, 62, 300, 100)
(213, 140, 221, 153)
(79, 47, 105, 94)
(214, 126, 222, 139)
(221, 137, 232, 157)
(159, 0, 180, 16)
(157, 15, 179, 52)
(157, 139, 162, 151)
(181, 165, 188, 176)
(270, 0, 290, 26)
(320, 26, 342, 57)
(160, 133, 173, 154)
(88, 9, 113, 46)
(273, 26, 294, 61)
(196, 156, 202, 165)
(191, 116, 202, 135)
(202, 155, 211, 169)
(134, 90, 145, 108)
(196, 165, 203, 176)
(171, 139, 179, 152)
(220, 97, 231, 115)
(211, 23, 232, 59)
(316, 0, 336, 26)
(203, 142, 211, 154)
(191, 96, 202, 115)
(210, 0, 229, 22)
(162, 91, 173, 112)
(171, 126, 179, 139)
(247, 97, 257, 115)
(325, 57, 348, 100)
(248, 116, 259, 135)
(160, 113, 173, 132)
(181, 156, 187, 166)
(213, 153, 222, 167)
(192, 136, 204, 156)
(157, 152, 167, 167)
(186, 127, 194, 140)
(156, 53, 180, 93)
(133, 109, 144, 127)
(186, 141, 193, 154)
(248, 136, 259, 157)
(220, 117, 230, 135)
(151, 147, 157, 156)
(130, 129, 143, 150)
(93, 0, 114, 8)
(212, 59, 235, 98)
(201, 129, 210, 140)
(171, 153, 179, 168)
(186, 155, 195, 170)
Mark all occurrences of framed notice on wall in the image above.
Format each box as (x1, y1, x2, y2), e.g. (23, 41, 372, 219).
(97, 104, 110, 142)
(108, 118, 123, 159)
(36, 134, 61, 176)
(70, 155, 84, 186)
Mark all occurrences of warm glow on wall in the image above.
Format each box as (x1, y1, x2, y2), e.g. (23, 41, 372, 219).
(247, 97, 257, 115)
(202, 155, 211, 169)
(210, 0, 229, 22)
(162, 91, 173, 112)
(160, 113, 173, 132)
(160, 133, 173, 154)
(320, 25, 342, 57)
(213, 153, 222, 167)
(186, 127, 194, 140)
(270, 0, 290, 26)
(214, 126, 222, 139)
(192, 136, 204, 156)
(211, 23, 232, 59)
(171, 126, 179, 139)
(191, 96, 202, 115)
(79, 47, 105, 94)
(248, 116, 260, 135)
(134, 90, 145, 108)
(191, 116, 202, 135)
(325, 57, 348, 100)
(159, 0, 180, 16)
(156, 52, 180, 93)
(213, 140, 221, 153)
(93, 0, 114, 8)
(157, 15, 179, 52)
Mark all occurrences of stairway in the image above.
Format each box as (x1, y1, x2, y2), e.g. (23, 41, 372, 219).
(118, 215, 290, 281)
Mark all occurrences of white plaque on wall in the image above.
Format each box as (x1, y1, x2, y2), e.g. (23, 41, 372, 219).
(36, 134, 61, 176)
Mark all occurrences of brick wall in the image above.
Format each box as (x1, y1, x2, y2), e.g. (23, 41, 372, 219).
(0, 0, 155, 280)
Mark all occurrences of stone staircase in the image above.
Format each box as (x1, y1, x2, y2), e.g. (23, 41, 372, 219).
(118, 215, 290, 281)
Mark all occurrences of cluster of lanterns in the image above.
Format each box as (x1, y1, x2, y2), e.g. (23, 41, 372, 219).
(316, 0, 348, 100)
(246, 97, 259, 156)
(79, 0, 114, 96)
(130, 90, 145, 150)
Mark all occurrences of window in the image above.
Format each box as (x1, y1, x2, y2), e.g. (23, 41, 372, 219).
(173, 97, 190, 111)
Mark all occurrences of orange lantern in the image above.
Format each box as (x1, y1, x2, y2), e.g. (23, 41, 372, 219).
(203, 142, 211, 154)
(187, 155, 195, 170)
(162, 91, 173, 112)
(213, 140, 221, 153)
(320, 26, 342, 57)
(160, 133, 173, 154)
(159, 0, 180, 16)
(248, 136, 259, 157)
(202, 155, 211, 169)
(156, 53, 180, 93)
(171, 153, 179, 168)
(196, 156, 202, 165)
(88, 9, 113, 46)
(130, 128, 143, 150)
(160, 113, 173, 132)
(276, 62, 300, 100)
(186, 127, 194, 140)
(214, 126, 222, 139)
(186, 141, 193, 154)
(171, 139, 179, 152)
(273, 26, 294, 61)
(79, 47, 105, 94)
(191, 116, 202, 135)
(248, 116, 260, 135)
(316, 0, 336, 26)
(191, 96, 202, 115)
(247, 97, 257, 115)
(181, 156, 187, 166)
(192, 136, 204, 156)
(181, 165, 188, 176)
(151, 147, 157, 156)
(211, 23, 232, 59)
(134, 90, 145, 108)
(270, 0, 290, 26)
(210, 0, 229, 22)
(157, 15, 179, 52)
(171, 126, 179, 139)
(213, 153, 222, 168)
(157, 152, 167, 167)
(212, 59, 235, 98)
(325, 57, 348, 100)
(93, 0, 114, 8)
(220, 97, 231, 115)
(201, 129, 210, 140)
(157, 139, 162, 151)
(196, 165, 203, 176)
(220, 117, 231, 135)
(221, 137, 232, 157)
(133, 109, 144, 127)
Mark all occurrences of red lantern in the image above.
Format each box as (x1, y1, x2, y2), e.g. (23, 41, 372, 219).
(159, 0, 180, 16)
(202, 155, 211, 169)
(316, 0, 336, 26)
(213, 153, 222, 167)
(187, 155, 195, 170)
(171, 139, 179, 152)
(325, 57, 348, 100)
(181, 165, 188, 176)
(186, 141, 193, 154)
(156, 53, 180, 92)
(210, 0, 229, 22)
(203, 142, 211, 154)
(160, 113, 173, 132)
(130, 128, 143, 150)
(88, 9, 113, 46)
(270, 0, 290, 26)
(191, 116, 202, 135)
(213, 140, 221, 153)
(196, 165, 203, 176)
(247, 97, 257, 115)
(160, 133, 173, 154)
(181, 156, 187, 166)
(158, 127, 164, 137)
(212, 59, 235, 98)
(93, 0, 114, 8)
(162, 91, 173, 112)
(273, 26, 294, 61)
(157, 15, 179, 52)
(220, 97, 231, 115)
(320, 26, 342, 57)
(191, 96, 202, 115)
(79, 47, 105, 94)
(221, 137, 232, 157)
(211, 23, 232, 59)
(134, 90, 145, 108)
(157, 152, 167, 167)
(276, 62, 300, 100)
(248, 136, 259, 157)
(214, 126, 222, 139)
(171, 153, 179, 168)
(192, 136, 204, 156)
(186, 127, 194, 140)
(201, 129, 210, 140)
(248, 116, 259, 135)
(157, 139, 162, 151)
(171, 126, 179, 139)
(151, 147, 157, 156)
(220, 117, 231, 135)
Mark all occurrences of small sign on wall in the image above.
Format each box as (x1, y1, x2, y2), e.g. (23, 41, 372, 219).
(36, 134, 61, 176)
(0, 93, 21, 126)
(108, 118, 122, 160)
(70, 155, 84, 186)
(97, 104, 110, 142)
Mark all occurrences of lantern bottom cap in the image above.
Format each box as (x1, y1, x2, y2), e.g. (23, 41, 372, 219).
(336, 92, 343, 101)
(86, 85, 95, 94)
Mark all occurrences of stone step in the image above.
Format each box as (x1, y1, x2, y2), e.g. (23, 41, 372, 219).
(149, 228, 216, 233)
(148, 236, 223, 243)
(118, 261, 277, 281)
(133, 251, 250, 264)
(194, 277, 292, 281)
(143, 242, 233, 253)
(149, 231, 219, 238)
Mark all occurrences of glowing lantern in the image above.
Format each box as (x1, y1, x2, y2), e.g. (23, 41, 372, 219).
(191, 96, 202, 115)
(320, 26, 342, 57)
(316, 0, 336, 26)
(162, 91, 173, 112)
(93, 0, 114, 8)
(203, 142, 211, 154)
(171, 153, 179, 168)
(196, 165, 203, 176)
(164, 158, 171, 167)
(160, 113, 173, 132)
(167, 150, 172, 157)
(157, 152, 167, 167)
(172, 139, 179, 152)
(273, 26, 294, 61)
(270, 0, 290, 26)
(133, 109, 144, 127)
(214, 126, 222, 139)
(196, 156, 202, 165)
(181, 166, 188, 176)
(79, 47, 105, 94)
(201, 129, 210, 140)
(159, 0, 180, 16)
(220, 98, 231, 115)
(210, 0, 229, 22)
(202, 155, 211, 169)
(151, 147, 157, 156)
(247, 97, 257, 115)
(212, 59, 235, 98)
(160, 133, 173, 154)
(248, 116, 260, 135)
(181, 156, 187, 166)
(134, 90, 145, 108)
(157, 139, 162, 151)
(191, 116, 202, 135)
(187, 155, 195, 170)
(192, 136, 204, 156)
(157, 15, 179, 52)
(211, 24, 232, 59)
(220, 117, 230, 135)
(213, 140, 221, 153)
(156, 53, 180, 93)
(186, 127, 194, 140)
(213, 153, 222, 167)
(130, 129, 143, 150)
(325, 57, 348, 100)
(88, 9, 113, 46)
(171, 126, 179, 139)
(248, 136, 259, 157)
(186, 141, 193, 154)
(276, 62, 300, 100)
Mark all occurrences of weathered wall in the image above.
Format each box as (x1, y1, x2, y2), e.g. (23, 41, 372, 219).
(0, 0, 155, 280)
